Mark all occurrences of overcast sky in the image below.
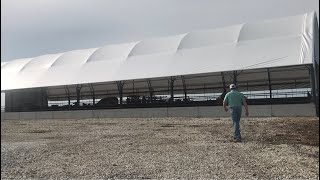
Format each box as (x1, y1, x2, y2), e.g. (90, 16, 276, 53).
(1, 0, 319, 62)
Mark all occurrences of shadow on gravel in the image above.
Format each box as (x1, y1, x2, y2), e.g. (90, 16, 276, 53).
(257, 119, 319, 146)
(28, 129, 52, 133)
(160, 124, 183, 128)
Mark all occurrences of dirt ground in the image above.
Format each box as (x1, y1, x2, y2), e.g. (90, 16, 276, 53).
(1, 117, 319, 179)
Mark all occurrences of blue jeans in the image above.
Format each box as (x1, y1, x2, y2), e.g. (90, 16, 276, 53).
(229, 106, 242, 139)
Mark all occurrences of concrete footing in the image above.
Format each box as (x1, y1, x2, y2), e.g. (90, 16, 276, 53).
(1, 103, 317, 120)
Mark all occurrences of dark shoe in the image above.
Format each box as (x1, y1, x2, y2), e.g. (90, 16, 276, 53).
(234, 138, 241, 143)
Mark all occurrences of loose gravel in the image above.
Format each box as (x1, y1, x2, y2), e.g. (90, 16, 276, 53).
(1, 117, 319, 179)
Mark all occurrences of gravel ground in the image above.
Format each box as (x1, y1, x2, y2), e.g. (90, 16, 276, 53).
(1, 117, 319, 179)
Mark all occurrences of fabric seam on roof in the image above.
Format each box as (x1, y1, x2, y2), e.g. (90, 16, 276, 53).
(176, 33, 189, 50)
(19, 54, 64, 72)
(311, 12, 318, 64)
(49, 52, 70, 67)
(19, 57, 39, 72)
(127, 41, 143, 57)
(45, 53, 67, 68)
(236, 23, 245, 43)
(15, 59, 34, 73)
(124, 41, 143, 60)
(300, 14, 308, 64)
(81, 48, 99, 65)
(83, 47, 101, 64)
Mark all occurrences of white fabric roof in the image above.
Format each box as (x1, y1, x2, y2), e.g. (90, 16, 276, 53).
(1, 12, 318, 91)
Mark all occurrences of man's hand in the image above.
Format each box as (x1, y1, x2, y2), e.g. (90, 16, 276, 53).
(245, 111, 249, 116)
(223, 101, 228, 112)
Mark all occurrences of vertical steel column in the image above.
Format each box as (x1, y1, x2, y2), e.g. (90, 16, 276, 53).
(40, 88, 48, 110)
(147, 79, 154, 103)
(89, 84, 95, 106)
(5, 91, 12, 112)
(204, 83, 206, 100)
(267, 68, 272, 99)
(170, 77, 175, 102)
(76, 85, 82, 107)
(6, 91, 13, 112)
(132, 80, 135, 95)
(313, 60, 319, 117)
(117, 81, 124, 105)
(233, 71, 238, 85)
(181, 76, 187, 100)
(45, 87, 51, 109)
(64, 85, 71, 109)
(45, 87, 51, 98)
(221, 72, 226, 93)
(309, 65, 318, 116)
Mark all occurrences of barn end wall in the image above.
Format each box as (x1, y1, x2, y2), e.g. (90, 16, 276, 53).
(1, 103, 316, 120)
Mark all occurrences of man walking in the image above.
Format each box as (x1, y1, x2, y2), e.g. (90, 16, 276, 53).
(223, 84, 249, 142)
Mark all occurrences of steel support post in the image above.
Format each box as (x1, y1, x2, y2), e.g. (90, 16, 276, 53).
(117, 81, 124, 105)
(267, 68, 272, 99)
(45, 87, 51, 98)
(233, 71, 238, 85)
(45, 87, 51, 109)
(132, 80, 135, 95)
(170, 77, 175, 102)
(221, 72, 226, 93)
(89, 84, 95, 106)
(64, 85, 71, 109)
(76, 85, 82, 107)
(181, 76, 187, 100)
(313, 60, 319, 117)
(40, 88, 48, 110)
(147, 79, 154, 103)
(309, 64, 319, 116)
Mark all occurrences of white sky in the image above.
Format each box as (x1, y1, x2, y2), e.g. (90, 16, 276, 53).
(1, 0, 319, 62)
(1, 0, 319, 106)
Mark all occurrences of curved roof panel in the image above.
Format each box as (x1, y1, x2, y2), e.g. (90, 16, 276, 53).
(238, 14, 305, 41)
(178, 25, 242, 49)
(128, 34, 185, 56)
(1, 12, 318, 91)
(19, 54, 63, 72)
(51, 48, 98, 67)
(86, 42, 136, 62)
